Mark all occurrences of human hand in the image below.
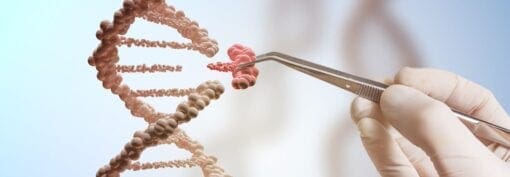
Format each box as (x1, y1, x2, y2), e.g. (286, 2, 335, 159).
(350, 67, 510, 177)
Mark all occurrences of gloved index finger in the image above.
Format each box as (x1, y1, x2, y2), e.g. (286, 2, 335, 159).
(393, 67, 510, 130)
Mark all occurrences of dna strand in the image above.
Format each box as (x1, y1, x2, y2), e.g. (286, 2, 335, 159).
(328, 0, 423, 176)
(87, 0, 241, 177)
(342, 0, 422, 76)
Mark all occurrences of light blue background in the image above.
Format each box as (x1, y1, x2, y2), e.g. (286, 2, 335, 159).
(1, 1, 509, 177)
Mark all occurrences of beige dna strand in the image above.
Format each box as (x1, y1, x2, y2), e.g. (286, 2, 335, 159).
(327, 0, 424, 176)
(94, 82, 229, 177)
(88, 0, 220, 123)
(87, 0, 231, 177)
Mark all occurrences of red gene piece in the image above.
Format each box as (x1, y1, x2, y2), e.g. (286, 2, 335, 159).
(228, 44, 259, 89)
(207, 44, 259, 90)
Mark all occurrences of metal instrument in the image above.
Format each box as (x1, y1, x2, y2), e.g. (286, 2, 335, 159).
(238, 51, 510, 147)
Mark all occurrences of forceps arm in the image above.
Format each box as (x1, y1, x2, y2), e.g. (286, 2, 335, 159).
(239, 52, 387, 102)
(238, 52, 510, 148)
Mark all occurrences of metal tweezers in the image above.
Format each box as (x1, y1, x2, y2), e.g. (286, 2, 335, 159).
(238, 51, 510, 147)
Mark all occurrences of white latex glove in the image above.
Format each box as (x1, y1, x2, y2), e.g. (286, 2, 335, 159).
(350, 67, 510, 177)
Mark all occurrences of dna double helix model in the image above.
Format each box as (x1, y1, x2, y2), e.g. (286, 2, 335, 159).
(88, 0, 258, 176)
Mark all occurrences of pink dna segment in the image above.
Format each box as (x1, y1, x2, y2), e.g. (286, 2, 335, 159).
(207, 44, 259, 89)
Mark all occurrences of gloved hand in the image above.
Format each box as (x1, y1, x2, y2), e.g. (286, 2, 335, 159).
(350, 67, 510, 177)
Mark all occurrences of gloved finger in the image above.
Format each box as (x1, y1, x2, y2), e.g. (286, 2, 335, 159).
(357, 118, 420, 177)
(380, 85, 500, 176)
(394, 67, 510, 131)
(352, 97, 439, 177)
(351, 97, 418, 177)
(488, 143, 510, 163)
(396, 137, 439, 177)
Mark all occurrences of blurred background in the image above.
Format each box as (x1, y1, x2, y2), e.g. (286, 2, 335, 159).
(1, 0, 510, 177)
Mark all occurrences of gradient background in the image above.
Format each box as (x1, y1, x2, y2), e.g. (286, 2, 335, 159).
(1, 0, 509, 177)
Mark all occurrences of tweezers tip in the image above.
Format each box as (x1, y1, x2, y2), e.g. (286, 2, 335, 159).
(238, 51, 283, 70)
(236, 62, 255, 70)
